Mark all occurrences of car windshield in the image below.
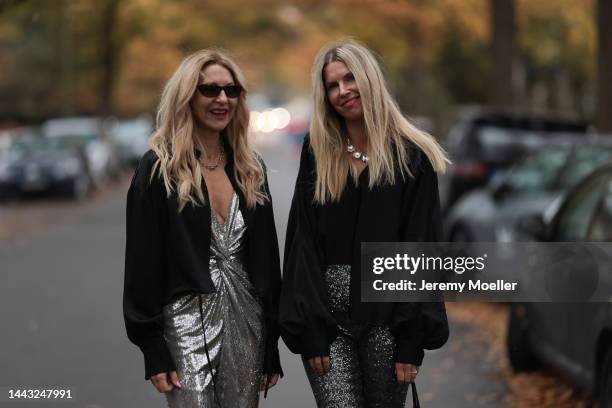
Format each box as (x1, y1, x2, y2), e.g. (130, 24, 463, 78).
(52, 134, 98, 146)
(506, 147, 570, 193)
(558, 145, 612, 190)
(112, 120, 151, 144)
(477, 126, 517, 151)
(477, 126, 565, 152)
(8, 138, 71, 158)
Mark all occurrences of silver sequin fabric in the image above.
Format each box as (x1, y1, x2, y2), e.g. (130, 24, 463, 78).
(163, 193, 265, 408)
(303, 264, 409, 408)
(324, 265, 350, 314)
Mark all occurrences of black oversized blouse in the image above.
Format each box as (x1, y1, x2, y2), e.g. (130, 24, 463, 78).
(280, 136, 449, 366)
(124, 147, 282, 380)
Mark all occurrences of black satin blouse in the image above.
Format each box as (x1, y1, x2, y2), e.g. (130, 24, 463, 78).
(279, 135, 449, 366)
(123, 145, 282, 380)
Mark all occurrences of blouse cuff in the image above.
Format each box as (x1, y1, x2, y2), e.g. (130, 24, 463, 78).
(395, 337, 425, 366)
(141, 338, 176, 380)
(302, 328, 330, 358)
(263, 335, 284, 376)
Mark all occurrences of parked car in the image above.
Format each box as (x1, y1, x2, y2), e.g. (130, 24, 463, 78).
(108, 115, 153, 167)
(507, 161, 612, 407)
(0, 135, 92, 200)
(42, 117, 121, 187)
(444, 138, 612, 243)
(0, 127, 40, 159)
(441, 109, 590, 213)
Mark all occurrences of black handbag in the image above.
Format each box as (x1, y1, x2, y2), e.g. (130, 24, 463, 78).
(410, 382, 420, 408)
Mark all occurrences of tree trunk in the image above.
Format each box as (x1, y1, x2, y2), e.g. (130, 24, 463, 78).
(554, 67, 573, 113)
(489, 0, 518, 108)
(404, 17, 426, 115)
(59, 0, 75, 116)
(100, 0, 119, 118)
(596, 0, 612, 131)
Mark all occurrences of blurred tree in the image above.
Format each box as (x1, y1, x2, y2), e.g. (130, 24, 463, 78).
(0, 0, 601, 126)
(596, 0, 612, 131)
(489, 0, 519, 108)
(434, 22, 489, 104)
(115, 0, 300, 115)
(518, 0, 595, 115)
(0, 2, 64, 121)
(0, 0, 28, 14)
(323, 0, 448, 117)
(100, 0, 120, 117)
(59, 0, 75, 116)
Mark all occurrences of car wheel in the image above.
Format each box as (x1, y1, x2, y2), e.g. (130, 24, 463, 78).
(0, 190, 18, 203)
(507, 303, 538, 372)
(599, 348, 612, 407)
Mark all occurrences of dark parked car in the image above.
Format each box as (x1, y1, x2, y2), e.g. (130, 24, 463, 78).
(445, 139, 612, 243)
(441, 110, 590, 213)
(0, 136, 92, 200)
(42, 117, 122, 187)
(507, 161, 612, 407)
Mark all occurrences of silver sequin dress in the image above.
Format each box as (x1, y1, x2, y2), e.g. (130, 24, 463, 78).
(163, 192, 265, 408)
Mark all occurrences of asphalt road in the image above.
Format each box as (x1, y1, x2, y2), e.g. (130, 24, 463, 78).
(0, 136, 507, 407)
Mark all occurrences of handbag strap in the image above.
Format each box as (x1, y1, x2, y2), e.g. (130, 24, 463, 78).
(411, 381, 420, 408)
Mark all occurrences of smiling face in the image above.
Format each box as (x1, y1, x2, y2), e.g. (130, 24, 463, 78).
(323, 60, 363, 122)
(190, 63, 239, 135)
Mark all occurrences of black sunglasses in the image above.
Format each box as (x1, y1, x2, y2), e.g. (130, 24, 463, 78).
(196, 84, 243, 98)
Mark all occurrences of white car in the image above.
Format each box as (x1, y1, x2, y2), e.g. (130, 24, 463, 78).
(108, 115, 153, 166)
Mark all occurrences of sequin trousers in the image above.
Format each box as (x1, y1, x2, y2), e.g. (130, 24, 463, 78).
(163, 193, 265, 408)
(303, 265, 409, 408)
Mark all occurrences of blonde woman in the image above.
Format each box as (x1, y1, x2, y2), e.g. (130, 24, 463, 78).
(280, 40, 449, 407)
(123, 49, 282, 407)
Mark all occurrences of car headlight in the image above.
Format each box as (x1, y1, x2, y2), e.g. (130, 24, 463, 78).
(53, 157, 81, 177)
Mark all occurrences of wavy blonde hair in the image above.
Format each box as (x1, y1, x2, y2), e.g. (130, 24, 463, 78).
(310, 39, 449, 204)
(149, 48, 267, 211)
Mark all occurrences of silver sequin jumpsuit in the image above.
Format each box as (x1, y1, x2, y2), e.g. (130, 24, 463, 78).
(162, 193, 265, 408)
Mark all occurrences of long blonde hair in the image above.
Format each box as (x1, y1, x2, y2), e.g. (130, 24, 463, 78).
(310, 39, 449, 204)
(149, 48, 267, 211)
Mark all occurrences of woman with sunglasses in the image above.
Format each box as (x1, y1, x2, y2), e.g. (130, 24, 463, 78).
(280, 40, 450, 407)
(124, 48, 282, 407)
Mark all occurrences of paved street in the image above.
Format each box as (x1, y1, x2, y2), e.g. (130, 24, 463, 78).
(0, 137, 507, 407)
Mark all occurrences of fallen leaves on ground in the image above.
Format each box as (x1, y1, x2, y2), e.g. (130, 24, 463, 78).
(447, 302, 597, 408)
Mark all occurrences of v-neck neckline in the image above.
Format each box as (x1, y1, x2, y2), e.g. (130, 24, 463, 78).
(350, 162, 369, 183)
(212, 192, 236, 229)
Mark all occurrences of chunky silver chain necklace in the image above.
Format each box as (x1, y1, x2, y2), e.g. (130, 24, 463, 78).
(346, 138, 369, 163)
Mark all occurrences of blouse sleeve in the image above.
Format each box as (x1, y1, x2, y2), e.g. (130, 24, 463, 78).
(123, 152, 176, 379)
(392, 147, 449, 365)
(279, 137, 338, 358)
(258, 160, 284, 377)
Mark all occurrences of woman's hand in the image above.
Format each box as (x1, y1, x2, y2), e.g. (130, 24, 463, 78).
(260, 373, 280, 391)
(150, 371, 182, 393)
(308, 356, 331, 376)
(395, 363, 419, 384)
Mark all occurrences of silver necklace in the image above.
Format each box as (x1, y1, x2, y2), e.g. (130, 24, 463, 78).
(346, 138, 369, 163)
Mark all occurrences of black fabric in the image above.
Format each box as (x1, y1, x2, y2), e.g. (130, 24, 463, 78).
(280, 135, 449, 366)
(123, 144, 283, 380)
